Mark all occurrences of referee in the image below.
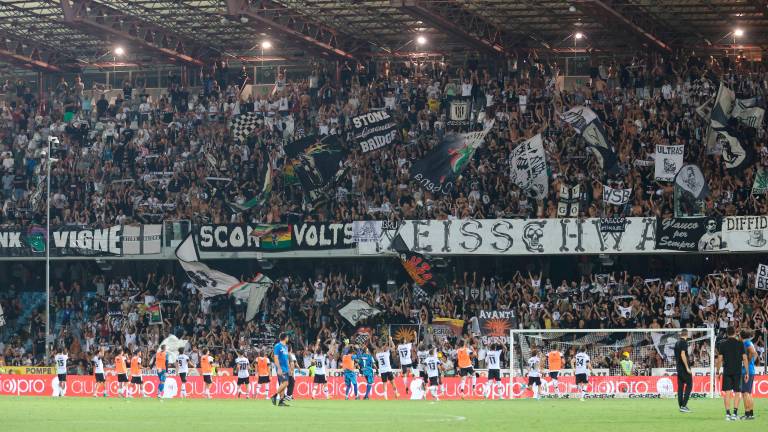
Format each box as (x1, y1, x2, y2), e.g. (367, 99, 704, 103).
(674, 329, 692, 413)
(716, 326, 749, 421)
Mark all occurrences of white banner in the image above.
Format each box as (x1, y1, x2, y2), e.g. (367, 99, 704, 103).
(603, 185, 631, 205)
(757, 264, 768, 290)
(654, 144, 684, 181)
(358, 218, 658, 256)
(0, 303, 5, 327)
(509, 134, 548, 199)
(352, 221, 383, 243)
(674, 165, 708, 199)
(122, 224, 162, 255)
(723, 216, 768, 251)
(338, 300, 381, 325)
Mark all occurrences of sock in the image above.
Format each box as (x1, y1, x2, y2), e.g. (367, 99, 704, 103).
(345, 384, 351, 398)
(364, 383, 371, 398)
(354, 382, 359, 397)
(496, 382, 505, 398)
(553, 380, 559, 394)
(471, 375, 477, 389)
(323, 387, 329, 398)
(726, 410, 731, 416)
(734, 409, 738, 416)
(430, 386, 438, 399)
(158, 383, 164, 396)
(484, 383, 491, 398)
(533, 385, 539, 399)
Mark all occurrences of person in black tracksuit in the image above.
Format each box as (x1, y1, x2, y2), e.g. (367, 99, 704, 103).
(674, 329, 693, 413)
(717, 326, 748, 421)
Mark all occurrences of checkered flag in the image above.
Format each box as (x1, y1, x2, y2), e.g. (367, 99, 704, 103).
(229, 112, 261, 142)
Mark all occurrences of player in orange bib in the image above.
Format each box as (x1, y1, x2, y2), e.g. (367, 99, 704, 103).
(254, 350, 272, 400)
(129, 350, 144, 398)
(200, 348, 214, 399)
(547, 349, 564, 396)
(153, 345, 168, 398)
(114, 349, 129, 398)
(456, 339, 476, 399)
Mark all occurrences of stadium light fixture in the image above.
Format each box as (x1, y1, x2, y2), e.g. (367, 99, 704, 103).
(574, 32, 584, 40)
(261, 40, 272, 50)
(416, 35, 427, 45)
(114, 46, 125, 56)
(734, 28, 744, 37)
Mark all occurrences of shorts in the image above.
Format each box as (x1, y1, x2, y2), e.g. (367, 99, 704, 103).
(419, 370, 428, 380)
(344, 372, 357, 386)
(741, 373, 755, 394)
(237, 377, 250, 386)
(57, 374, 67, 382)
(528, 376, 541, 386)
(362, 371, 374, 384)
(488, 369, 501, 381)
(179, 373, 187, 383)
(95, 373, 105, 383)
(575, 373, 589, 385)
(157, 370, 166, 382)
(131, 376, 143, 385)
(314, 374, 327, 384)
(428, 376, 440, 386)
(277, 373, 289, 384)
(203, 374, 212, 385)
(258, 376, 270, 384)
(458, 367, 474, 377)
(117, 373, 128, 383)
(380, 372, 394, 382)
(401, 364, 413, 374)
(548, 371, 559, 380)
(722, 373, 741, 392)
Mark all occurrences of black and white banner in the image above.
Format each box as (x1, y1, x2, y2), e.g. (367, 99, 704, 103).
(359, 217, 660, 256)
(447, 98, 471, 127)
(756, 264, 768, 290)
(600, 217, 627, 233)
(509, 134, 548, 199)
(557, 184, 580, 217)
(602, 185, 631, 205)
(560, 105, 618, 172)
(718, 130, 751, 171)
(338, 300, 382, 325)
(0, 302, 5, 327)
(654, 144, 684, 181)
(292, 223, 355, 250)
(352, 221, 383, 243)
(195, 224, 292, 252)
(122, 225, 162, 255)
(656, 218, 725, 252)
(351, 111, 398, 153)
(723, 216, 768, 251)
(674, 164, 708, 199)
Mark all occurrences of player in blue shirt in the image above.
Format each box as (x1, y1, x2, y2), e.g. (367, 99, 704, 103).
(354, 346, 376, 400)
(271, 333, 291, 407)
(737, 329, 757, 420)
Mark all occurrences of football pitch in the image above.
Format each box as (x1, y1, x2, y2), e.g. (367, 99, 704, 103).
(1, 397, 764, 432)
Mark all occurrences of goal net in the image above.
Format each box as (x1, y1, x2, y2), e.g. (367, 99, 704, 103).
(509, 328, 716, 399)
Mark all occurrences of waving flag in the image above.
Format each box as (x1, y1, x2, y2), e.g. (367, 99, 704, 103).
(229, 112, 261, 142)
(560, 106, 618, 173)
(509, 134, 549, 199)
(675, 164, 708, 199)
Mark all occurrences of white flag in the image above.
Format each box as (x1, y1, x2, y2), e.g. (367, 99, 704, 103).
(245, 274, 272, 322)
(654, 144, 684, 181)
(710, 83, 735, 128)
(159, 334, 188, 363)
(338, 300, 382, 325)
(675, 164, 708, 199)
(602, 185, 632, 205)
(509, 134, 549, 199)
(732, 99, 765, 129)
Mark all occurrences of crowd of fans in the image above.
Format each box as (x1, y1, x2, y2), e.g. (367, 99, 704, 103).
(1, 260, 765, 376)
(2, 53, 768, 228)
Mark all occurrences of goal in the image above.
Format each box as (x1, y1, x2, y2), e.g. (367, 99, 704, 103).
(509, 328, 716, 399)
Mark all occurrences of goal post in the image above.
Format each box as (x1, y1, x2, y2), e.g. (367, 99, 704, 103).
(509, 328, 717, 399)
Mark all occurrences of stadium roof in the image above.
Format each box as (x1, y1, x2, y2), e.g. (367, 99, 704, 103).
(1, 0, 767, 73)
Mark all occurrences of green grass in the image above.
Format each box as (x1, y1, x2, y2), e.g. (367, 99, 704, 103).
(0, 396, 765, 432)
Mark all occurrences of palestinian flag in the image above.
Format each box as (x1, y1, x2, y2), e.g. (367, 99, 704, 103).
(148, 303, 163, 325)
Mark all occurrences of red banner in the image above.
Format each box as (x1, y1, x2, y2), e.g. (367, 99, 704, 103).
(1, 374, 767, 399)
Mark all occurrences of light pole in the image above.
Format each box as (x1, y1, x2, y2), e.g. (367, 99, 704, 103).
(44, 137, 53, 360)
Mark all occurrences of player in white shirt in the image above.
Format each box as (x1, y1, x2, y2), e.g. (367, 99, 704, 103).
(235, 352, 251, 399)
(374, 336, 400, 400)
(92, 347, 107, 398)
(424, 348, 443, 401)
(571, 348, 593, 401)
(484, 344, 504, 400)
(54, 348, 68, 397)
(397, 341, 415, 394)
(176, 347, 192, 399)
(416, 344, 430, 392)
(311, 339, 329, 399)
(526, 349, 542, 400)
